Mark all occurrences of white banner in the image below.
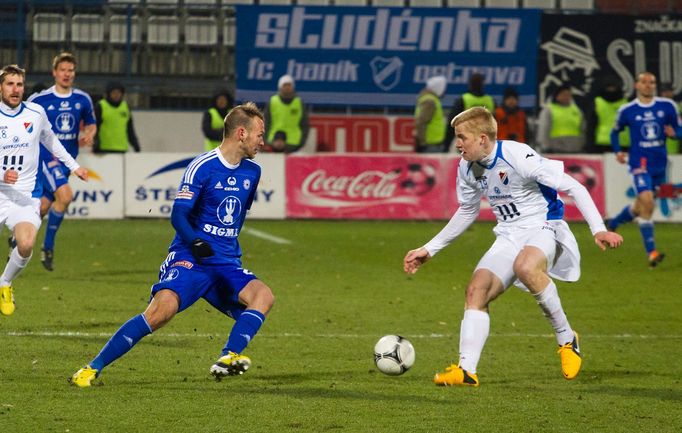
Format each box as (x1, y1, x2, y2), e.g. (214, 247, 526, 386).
(605, 154, 682, 222)
(68, 153, 124, 219)
(124, 152, 285, 219)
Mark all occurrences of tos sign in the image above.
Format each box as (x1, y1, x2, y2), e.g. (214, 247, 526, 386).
(309, 115, 415, 153)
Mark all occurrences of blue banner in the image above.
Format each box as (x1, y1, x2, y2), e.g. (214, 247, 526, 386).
(235, 6, 541, 108)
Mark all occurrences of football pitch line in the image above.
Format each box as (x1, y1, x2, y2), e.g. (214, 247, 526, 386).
(242, 227, 292, 244)
(4, 331, 681, 340)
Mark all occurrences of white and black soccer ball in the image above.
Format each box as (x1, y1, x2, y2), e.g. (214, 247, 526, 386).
(373, 335, 415, 376)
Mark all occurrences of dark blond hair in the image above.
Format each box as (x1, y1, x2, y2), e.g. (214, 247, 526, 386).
(52, 52, 77, 70)
(0, 64, 26, 84)
(452, 106, 497, 140)
(223, 101, 264, 139)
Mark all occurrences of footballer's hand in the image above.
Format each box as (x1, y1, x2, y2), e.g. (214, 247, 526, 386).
(615, 152, 627, 164)
(403, 247, 431, 274)
(3, 169, 18, 184)
(664, 125, 677, 138)
(74, 167, 89, 181)
(594, 231, 623, 251)
(191, 239, 214, 263)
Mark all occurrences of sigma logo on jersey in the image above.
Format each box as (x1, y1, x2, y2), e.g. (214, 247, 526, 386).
(498, 171, 509, 185)
(217, 196, 242, 226)
(56, 113, 75, 132)
(176, 185, 194, 200)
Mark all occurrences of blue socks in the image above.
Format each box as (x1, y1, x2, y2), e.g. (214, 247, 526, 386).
(609, 205, 634, 231)
(638, 219, 656, 254)
(222, 309, 265, 356)
(90, 314, 152, 372)
(43, 209, 64, 251)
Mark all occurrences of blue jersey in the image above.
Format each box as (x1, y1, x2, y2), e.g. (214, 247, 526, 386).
(27, 85, 96, 160)
(612, 97, 682, 175)
(168, 150, 261, 265)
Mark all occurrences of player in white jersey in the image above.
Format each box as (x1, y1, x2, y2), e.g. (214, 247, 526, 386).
(403, 107, 622, 386)
(0, 65, 88, 316)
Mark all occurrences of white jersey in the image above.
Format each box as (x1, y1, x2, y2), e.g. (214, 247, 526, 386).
(457, 140, 565, 232)
(0, 101, 79, 202)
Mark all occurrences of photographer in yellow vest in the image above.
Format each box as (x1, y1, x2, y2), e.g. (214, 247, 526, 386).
(586, 77, 629, 153)
(659, 82, 680, 154)
(536, 84, 585, 153)
(264, 75, 309, 154)
(414, 75, 447, 153)
(202, 89, 233, 151)
(94, 81, 140, 153)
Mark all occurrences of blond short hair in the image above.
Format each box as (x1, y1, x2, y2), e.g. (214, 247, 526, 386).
(0, 64, 25, 84)
(223, 102, 264, 139)
(452, 106, 497, 141)
(52, 52, 77, 70)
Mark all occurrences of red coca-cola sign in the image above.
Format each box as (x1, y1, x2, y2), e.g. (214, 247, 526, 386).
(286, 155, 456, 219)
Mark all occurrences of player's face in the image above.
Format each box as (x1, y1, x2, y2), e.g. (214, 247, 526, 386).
(241, 117, 265, 159)
(454, 121, 488, 162)
(0, 73, 25, 109)
(636, 74, 656, 99)
(53, 61, 75, 89)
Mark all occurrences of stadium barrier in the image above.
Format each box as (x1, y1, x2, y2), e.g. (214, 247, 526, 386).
(68, 153, 682, 223)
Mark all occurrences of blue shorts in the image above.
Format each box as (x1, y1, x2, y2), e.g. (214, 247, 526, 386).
(150, 252, 257, 319)
(631, 171, 667, 195)
(41, 159, 71, 201)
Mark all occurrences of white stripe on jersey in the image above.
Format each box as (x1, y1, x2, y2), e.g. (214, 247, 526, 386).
(183, 151, 218, 185)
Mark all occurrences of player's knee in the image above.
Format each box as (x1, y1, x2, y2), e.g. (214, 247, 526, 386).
(513, 260, 538, 285)
(254, 286, 275, 313)
(464, 284, 488, 310)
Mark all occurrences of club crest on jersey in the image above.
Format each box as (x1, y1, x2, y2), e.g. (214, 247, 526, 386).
(56, 113, 75, 132)
(162, 268, 180, 282)
(243, 179, 251, 190)
(23, 122, 33, 133)
(227, 177, 237, 186)
(176, 185, 194, 200)
(217, 196, 242, 226)
(498, 171, 509, 185)
(60, 101, 69, 109)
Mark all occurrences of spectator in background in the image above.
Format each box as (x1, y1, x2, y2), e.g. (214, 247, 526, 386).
(586, 77, 629, 153)
(658, 82, 680, 154)
(414, 75, 447, 153)
(536, 84, 585, 153)
(444, 73, 495, 151)
(94, 81, 140, 153)
(494, 87, 527, 143)
(202, 89, 233, 151)
(264, 74, 309, 153)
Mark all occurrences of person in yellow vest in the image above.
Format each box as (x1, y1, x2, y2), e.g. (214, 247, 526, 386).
(94, 81, 140, 153)
(202, 89, 233, 151)
(586, 78, 629, 153)
(264, 74, 309, 154)
(658, 83, 680, 154)
(536, 84, 585, 153)
(444, 73, 495, 151)
(414, 75, 447, 153)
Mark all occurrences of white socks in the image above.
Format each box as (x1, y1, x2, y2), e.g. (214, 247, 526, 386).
(458, 309, 490, 374)
(533, 280, 574, 346)
(0, 248, 31, 287)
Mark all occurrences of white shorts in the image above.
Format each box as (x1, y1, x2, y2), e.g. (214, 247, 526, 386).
(0, 197, 42, 231)
(475, 222, 558, 289)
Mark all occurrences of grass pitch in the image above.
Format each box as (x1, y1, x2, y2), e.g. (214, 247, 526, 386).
(1, 219, 681, 432)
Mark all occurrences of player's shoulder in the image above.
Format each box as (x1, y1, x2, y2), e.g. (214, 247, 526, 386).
(26, 86, 54, 103)
(21, 101, 48, 117)
(653, 96, 678, 110)
(498, 140, 537, 163)
(72, 88, 95, 104)
(240, 158, 261, 174)
(182, 150, 220, 182)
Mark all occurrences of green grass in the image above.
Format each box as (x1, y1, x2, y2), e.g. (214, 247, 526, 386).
(1, 219, 681, 433)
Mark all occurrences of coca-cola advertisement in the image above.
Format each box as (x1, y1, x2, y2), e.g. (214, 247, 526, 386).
(286, 155, 457, 219)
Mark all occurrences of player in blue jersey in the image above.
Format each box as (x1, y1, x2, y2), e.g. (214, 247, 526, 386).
(607, 72, 682, 267)
(70, 102, 275, 387)
(25, 52, 96, 271)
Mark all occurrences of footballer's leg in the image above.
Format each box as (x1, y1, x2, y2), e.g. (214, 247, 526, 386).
(633, 174, 665, 267)
(42, 182, 72, 271)
(206, 270, 274, 380)
(1, 218, 38, 316)
(514, 244, 581, 380)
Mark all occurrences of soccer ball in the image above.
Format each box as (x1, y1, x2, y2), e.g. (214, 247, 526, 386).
(394, 163, 437, 195)
(373, 335, 415, 376)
